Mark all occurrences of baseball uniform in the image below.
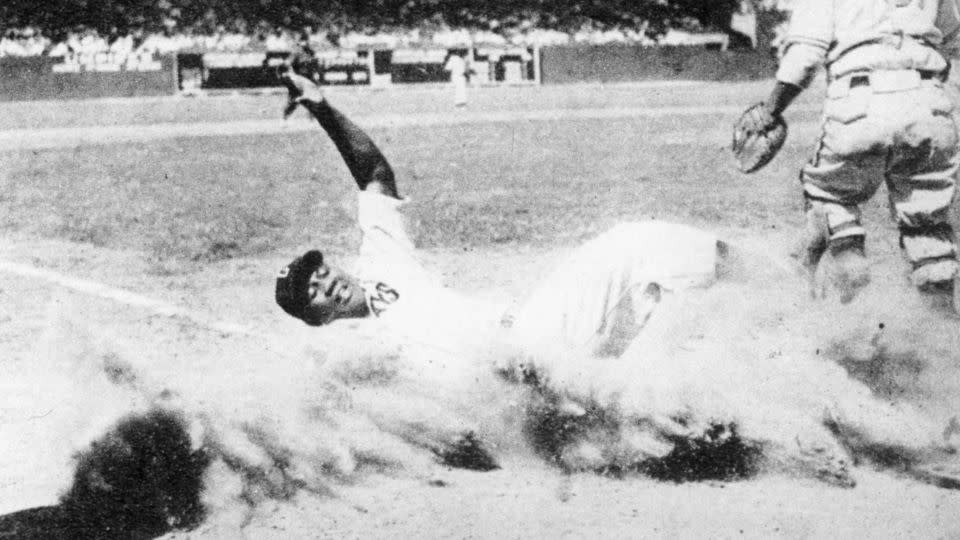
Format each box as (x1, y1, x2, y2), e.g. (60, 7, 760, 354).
(506, 221, 721, 360)
(444, 54, 469, 107)
(779, 0, 960, 276)
(350, 192, 723, 363)
(349, 190, 503, 355)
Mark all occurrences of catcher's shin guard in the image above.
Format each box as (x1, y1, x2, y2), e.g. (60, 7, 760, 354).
(796, 200, 866, 267)
(811, 235, 871, 304)
(830, 236, 871, 303)
(796, 204, 830, 271)
(900, 223, 959, 293)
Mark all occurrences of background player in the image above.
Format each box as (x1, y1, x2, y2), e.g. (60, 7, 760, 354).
(443, 51, 470, 107)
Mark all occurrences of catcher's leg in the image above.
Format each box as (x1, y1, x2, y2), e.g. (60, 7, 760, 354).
(885, 107, 960, 297)
(798, 198, 872, 303)
(798, 110, 885, 303)
(899, 223, 959, 292)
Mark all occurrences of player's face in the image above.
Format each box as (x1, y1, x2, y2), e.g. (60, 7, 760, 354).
(300, 263, 366, 325)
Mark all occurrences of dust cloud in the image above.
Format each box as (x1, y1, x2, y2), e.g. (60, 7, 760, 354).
(508, 248, 960, 487)
(6, 255, 960, 535)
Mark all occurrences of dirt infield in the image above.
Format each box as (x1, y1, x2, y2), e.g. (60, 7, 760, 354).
(5, 228, 960, 539)
(3, 81, 960, 539)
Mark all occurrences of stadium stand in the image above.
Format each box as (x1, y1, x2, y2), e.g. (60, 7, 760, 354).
(0, 1, 787, 100)
(0, 0, 782, 58)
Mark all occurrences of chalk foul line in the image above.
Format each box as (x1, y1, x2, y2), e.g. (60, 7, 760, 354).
(0, 260, 262, 339)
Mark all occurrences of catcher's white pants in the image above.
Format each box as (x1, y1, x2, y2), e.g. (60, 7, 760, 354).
(801, 70, 959, 269)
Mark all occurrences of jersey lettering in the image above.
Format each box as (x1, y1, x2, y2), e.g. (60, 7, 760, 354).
(366, 281, 400, 317)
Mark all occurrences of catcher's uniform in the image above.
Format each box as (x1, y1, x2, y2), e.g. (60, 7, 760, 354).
(780, 0, 960, 274)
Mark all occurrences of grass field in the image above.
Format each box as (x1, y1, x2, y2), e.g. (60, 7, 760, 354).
(3, 81, 960, 539)
(1, 82, 831, 268)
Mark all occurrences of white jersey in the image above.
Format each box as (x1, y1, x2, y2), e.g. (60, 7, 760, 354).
(354, 190, 433, 293)
(351, 197, 720, 363)
(351, 190, 501, 354)
(506, 221, 720, 360)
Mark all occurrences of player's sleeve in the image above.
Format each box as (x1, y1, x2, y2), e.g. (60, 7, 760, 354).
(357, 191, 415, 252)
(356, 190, 437, 286)
(775, 0, 834, 88)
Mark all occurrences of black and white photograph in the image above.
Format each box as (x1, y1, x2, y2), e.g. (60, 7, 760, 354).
(3, 0, 960, 537)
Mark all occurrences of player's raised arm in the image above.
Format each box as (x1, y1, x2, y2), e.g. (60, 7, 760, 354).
(278, 66, 399, 199)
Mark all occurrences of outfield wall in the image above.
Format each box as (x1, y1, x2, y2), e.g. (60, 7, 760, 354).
(177, 47, 539, 91)
(539, 45, 777, 85)
(0, 43, 776, 101)
(0, 55, 178, 101)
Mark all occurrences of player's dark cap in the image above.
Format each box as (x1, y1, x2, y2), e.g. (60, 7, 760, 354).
(275, 249, 324, 318)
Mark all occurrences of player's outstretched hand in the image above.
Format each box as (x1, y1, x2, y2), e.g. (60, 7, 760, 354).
(277, 64, 324, 119)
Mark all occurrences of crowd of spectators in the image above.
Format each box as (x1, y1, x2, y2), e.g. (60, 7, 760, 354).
(0, 1, 784, 59)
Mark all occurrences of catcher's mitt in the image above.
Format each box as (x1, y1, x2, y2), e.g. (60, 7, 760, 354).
(731, 102, 788, 173)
